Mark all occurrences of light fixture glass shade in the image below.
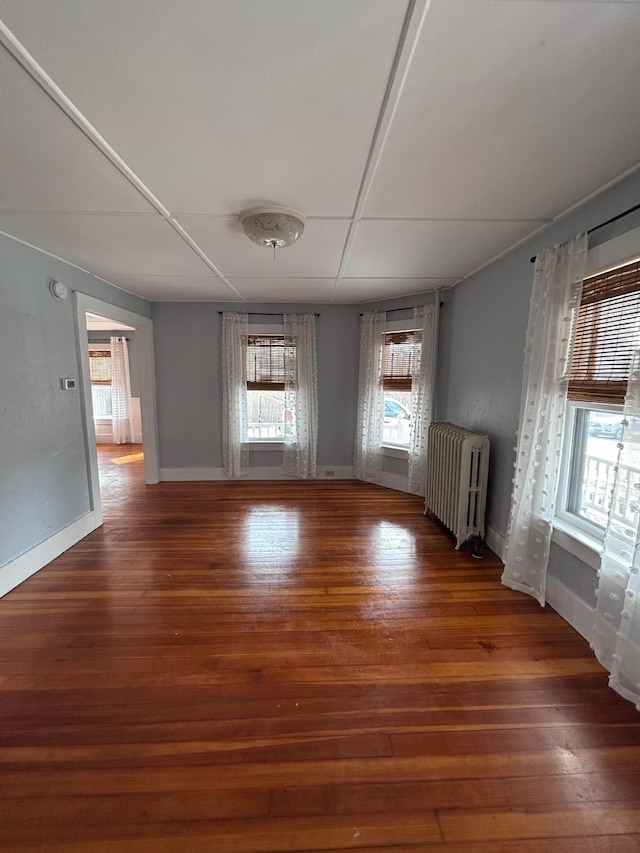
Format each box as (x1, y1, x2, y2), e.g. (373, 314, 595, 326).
(241, 206, 305, 249)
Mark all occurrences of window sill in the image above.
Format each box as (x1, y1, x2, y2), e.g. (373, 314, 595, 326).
(248, 441, 285, 451)
(382, 445, 409, 459)
(551, 517, 601, 571)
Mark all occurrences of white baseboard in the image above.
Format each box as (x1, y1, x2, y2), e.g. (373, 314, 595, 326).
(486, 526, 505, 559)
(161, 467, 225, 481)
(487, 527, 594, 642)
(545, 573, 595, 643)
(160, 466, 355, 482)
(381, 471, 410, 493)
(317, 466, 354, 480)
(0, 512, 99, 599)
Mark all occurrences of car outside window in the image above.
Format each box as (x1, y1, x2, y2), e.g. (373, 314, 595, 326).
(383, 393, 411, 447)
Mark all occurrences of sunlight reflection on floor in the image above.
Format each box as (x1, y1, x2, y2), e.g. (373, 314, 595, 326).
(243, 506, 300, 576)
(110, 452, 145, 465)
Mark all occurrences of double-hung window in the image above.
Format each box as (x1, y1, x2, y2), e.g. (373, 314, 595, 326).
(222, 312, 318, 479)
(557, 259, 640, 539)
(246, 334, 294, 442)
(381, 329, 422, 449)
(88, 345, 112, 417)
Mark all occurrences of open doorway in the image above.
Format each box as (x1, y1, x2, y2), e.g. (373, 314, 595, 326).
(86, 312, 144, 511)
(75, 294, 159, 529)
(86, 313, 139, 444)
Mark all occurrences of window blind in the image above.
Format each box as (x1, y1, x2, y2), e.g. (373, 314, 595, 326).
(246, 335, 294, 390)
(568, 259, 640, 404)
(382, 330, 422, 391)
(89, 350, 111, 385)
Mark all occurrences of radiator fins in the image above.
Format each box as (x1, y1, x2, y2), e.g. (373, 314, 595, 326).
(425, 422, 490, 549)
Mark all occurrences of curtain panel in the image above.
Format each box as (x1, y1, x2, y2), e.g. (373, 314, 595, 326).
(110, 336, 134, 445)
(502, 233, 588, 605)
(222, 312, 249, 478)
(593, 351, 640, 709)
(408, 304, 435, 496)
(283, 313, 318, 479)
(354, 311, 386, 484)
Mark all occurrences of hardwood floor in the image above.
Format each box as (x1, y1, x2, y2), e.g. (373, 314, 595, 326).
(1, 444, 639, 851)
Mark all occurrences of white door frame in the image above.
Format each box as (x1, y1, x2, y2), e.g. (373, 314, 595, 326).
(75, 293, 160, 526)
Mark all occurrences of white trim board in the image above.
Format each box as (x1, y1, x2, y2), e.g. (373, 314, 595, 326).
(485, 526, 505, 560)
(0, 512, 99, 599)
(381, 471, 411, 493)
(545, 574, 595, 643)
(160, 466, 355, 482)
(75, 293, 160, 532)
(485, 526, 594, 642)
(586, 224, 640, 279)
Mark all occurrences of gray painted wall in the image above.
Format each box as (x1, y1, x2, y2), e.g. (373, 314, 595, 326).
(441, 168, 640, 604)
(152, 302, 362, 471)
(0, 232, 149, 568)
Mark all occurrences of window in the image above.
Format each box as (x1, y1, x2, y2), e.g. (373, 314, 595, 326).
(246, 334, 294, 441)
(221, 312, 318, 479)
(558, 259, 640, 538)
(381, 329, 422, 448)
(88, 346, 112, 417)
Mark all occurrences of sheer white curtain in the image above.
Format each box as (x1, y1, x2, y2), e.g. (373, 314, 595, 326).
(593, 353, 640, 708)
(354, 311, 386, 484)
(110, 336, 134, 444)
(222, 312, 249, 478)
(408, 305, 435, 495)
(283, 313, 318, 479)
(502, 234, 588, 605)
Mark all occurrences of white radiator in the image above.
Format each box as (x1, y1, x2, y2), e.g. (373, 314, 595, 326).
(425, 422, 490, 549)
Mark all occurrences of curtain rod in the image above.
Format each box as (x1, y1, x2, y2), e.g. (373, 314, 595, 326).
(360, 302, 443, 316)
(529, 202, 640, 263)
(218, 311, 319, 317)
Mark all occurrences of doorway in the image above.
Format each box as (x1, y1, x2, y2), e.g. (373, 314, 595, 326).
(75, 293, 159, 528)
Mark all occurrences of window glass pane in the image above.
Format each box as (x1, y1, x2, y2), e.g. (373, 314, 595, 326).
(247, 389, 290, 440)
(91, 384, 112, 417)
(569, 409, 623, 529)
(383, 391, 411, 447)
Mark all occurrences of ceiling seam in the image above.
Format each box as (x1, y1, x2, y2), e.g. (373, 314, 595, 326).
(0, 21, 246, 302)
(329, 0, 431, 303)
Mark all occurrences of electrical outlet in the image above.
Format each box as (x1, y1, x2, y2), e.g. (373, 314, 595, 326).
(325, 470, 335, 477)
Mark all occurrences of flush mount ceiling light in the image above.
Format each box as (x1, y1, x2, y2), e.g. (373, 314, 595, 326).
(241, 206, 306, 254)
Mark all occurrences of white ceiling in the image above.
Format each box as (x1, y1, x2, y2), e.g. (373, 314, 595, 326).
(0, 0, 639, 304)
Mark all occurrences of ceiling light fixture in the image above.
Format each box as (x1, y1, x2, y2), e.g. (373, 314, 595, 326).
(241, 206, 306, 258)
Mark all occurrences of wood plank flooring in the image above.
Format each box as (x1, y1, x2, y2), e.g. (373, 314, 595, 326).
(1, 444, 639, 852)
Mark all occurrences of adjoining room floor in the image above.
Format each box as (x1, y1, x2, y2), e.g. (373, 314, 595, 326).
(1, 447, 639, 851)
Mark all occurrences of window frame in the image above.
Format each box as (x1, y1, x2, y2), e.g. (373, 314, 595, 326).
(245, 323, 288, 447)
(88, 343, 113, 420)
(381, 318, 421, 453)
(555, 400, 623, 544)
(552, 234, 640, 561)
